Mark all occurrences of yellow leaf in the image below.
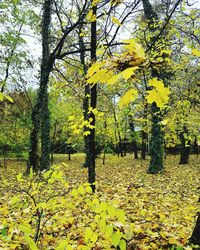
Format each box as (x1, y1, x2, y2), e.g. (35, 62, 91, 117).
(78, 185, 85, 195)
(119, 239, 126, 250)
(19, 224, 34, 234)
(123, 39, 146, 61)
(112, 233, 121, 247)
(86, 61, 104, 78)
(105, 225, 113, 238)
(84, 228, 93, 243)
(146, 78, 170, 108)
(85, 186, 93, 193)
(24, 235, 38, 250)
(192, 48, 200, 57)
(86, 10, 96, 22)
(111, 16, 121, 26)
(118, 89, 138, 107)
(120, 66, 138, 80)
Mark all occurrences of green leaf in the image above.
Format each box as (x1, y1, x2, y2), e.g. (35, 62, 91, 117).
(19, 224, 34, 234)
(24, 235, 38, 250)
(105, 225, 113, 238)
(0, 92, 3, 101)
(4, 94, 13, 103)
(16, 173, 23, 182)
(84, 228, 93, 243)
(29, 167, 33, 179)
(112, 233, 121, 247)
(2, 228, 7, 236)
(119, 239, 126, 250)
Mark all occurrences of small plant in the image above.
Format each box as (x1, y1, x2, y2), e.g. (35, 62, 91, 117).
(1, 165, 130, 249)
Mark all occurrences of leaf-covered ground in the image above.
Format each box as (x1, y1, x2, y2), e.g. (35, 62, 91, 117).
(0, 154, 199, 249)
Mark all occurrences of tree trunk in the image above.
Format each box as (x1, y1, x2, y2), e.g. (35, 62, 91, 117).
(189, 211, 200, 246)
(87, 5, 97, 192)
(179, 127, 190, 164)
(28, 0, 53, 171)
(193, 137, 199, 157)
(29, 103, 40, 171)
(148, 103, 164, 173)
(141, 129, 147, 160)
(79, 23, 90, 168)
(141, 100, 148, 160)
(141, 0, 164, 173)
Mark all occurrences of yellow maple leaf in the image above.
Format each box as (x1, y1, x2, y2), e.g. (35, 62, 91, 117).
(120, 66, 139, 80)
(118, 89, 138, 107)
(86, 61, 105, 78)
(123, 39, 146, 61)
(146, 78, 170, 108)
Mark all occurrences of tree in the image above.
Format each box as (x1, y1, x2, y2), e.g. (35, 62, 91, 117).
(28, 0, 89, 171)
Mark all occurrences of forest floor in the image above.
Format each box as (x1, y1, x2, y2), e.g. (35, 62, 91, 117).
(0, 154, 199, 250)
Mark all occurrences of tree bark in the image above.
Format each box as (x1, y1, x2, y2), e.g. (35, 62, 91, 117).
(179, 126, 190, 164)
(87, 5, 97, 192)
(28, 0, 53, 171)
(189, 211, 200, 246)
(141, 0, 164, 173)
(148, 103, 164, 173)
(79, 22, 90, 168)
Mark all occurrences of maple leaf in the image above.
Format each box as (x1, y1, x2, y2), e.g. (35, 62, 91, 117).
(118, 89, 138, 107)
(146, 78, 170, 108)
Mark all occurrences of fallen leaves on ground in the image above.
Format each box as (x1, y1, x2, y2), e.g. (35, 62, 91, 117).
(0, 154, 199, 250)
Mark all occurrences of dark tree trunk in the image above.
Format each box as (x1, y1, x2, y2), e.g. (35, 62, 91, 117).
(141, 101, 148, 160)
(148, 103, 164, 173)
(141, 129, 147, 160)
(103, 150, 106, 165)
(193, 137, 199, 157)
(129, 116, 138, 159)
(141, 0, 164, 173)
(87, 5, 97, 192)
(133, 141, 139, 159)
(179, 127, 190, 164)
(28, 0, 53, 171)
(189, 211, 200, 246)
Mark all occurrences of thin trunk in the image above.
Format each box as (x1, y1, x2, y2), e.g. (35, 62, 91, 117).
(141, 129, 147, 159)
(79, 22, 90, 168)
(179, 127, 190, 164)
(103, 150, 106, 165)
(113, 108, 123, 157)
(193, 137, 199, 157)
(129, 116, 138, 159)
(88, 5, 97, 192)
